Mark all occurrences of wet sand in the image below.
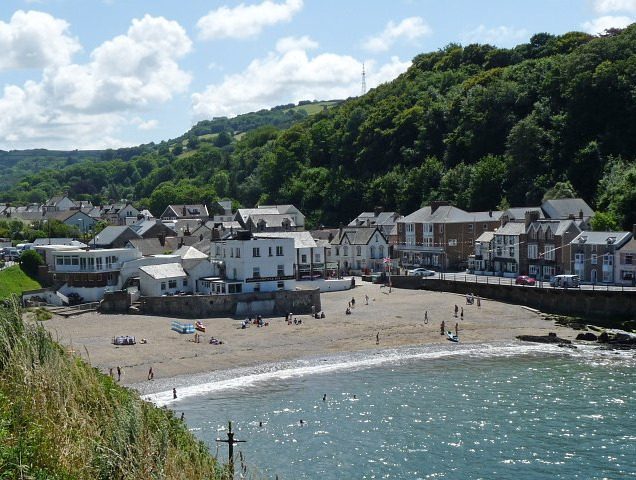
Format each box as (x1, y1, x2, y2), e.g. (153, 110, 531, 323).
(37, 279, 574, 391)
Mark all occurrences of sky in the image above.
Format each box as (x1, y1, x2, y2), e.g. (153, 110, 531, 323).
(0, 0, 634, 151)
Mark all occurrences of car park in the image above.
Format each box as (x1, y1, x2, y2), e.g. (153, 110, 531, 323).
(408, 268, 436, 277)
(515, 275, 536, 286)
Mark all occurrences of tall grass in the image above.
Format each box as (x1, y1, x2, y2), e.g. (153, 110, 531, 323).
(0, 296, 230, 479)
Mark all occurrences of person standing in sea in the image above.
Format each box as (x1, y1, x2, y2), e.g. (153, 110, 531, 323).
(376, 332, 380, 345)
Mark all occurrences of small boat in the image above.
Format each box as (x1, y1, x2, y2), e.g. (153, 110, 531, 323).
(446, 331, 458, 343)
(195, 321, 206, 332)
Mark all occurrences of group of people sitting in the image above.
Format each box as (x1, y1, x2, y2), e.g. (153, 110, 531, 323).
(241, 315, 269, 328)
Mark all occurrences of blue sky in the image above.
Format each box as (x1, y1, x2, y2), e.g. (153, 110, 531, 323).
(0, 0, 634, 150)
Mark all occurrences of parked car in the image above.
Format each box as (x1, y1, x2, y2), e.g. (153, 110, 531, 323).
(550, 274, 580, 288)
(408, 268, 436, 277)
(1, 247, 19, 261)
(515, 275, 536, 286)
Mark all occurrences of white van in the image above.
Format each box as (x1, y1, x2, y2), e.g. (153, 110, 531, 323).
(550, 274, 580, 288)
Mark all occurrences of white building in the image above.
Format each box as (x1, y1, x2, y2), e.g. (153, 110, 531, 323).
(329, 226, 389, 275)
(138, 263, 192, 296)
(253, 231, 327, 280)
(210, 230, 296, 294)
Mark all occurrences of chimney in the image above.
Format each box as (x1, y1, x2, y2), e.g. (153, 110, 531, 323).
(488, 210, 492, 218)
(373, 206, 383, 217)
(579, 209, 583, 220)
(182, 204, 187, 216)
(525, 210, 539, 228)
(339, 223, 343, 236)
(431, 200, 449, 214)
(328, 232, 334, 242)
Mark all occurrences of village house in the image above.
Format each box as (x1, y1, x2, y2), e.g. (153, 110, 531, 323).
(207, 230, 296, 295)
(101, 202, 140, 225)
(89, 226, 141, 249)
(615, 230, 636, 286)
(160, 204, 210, 222)
(235, 205, 305, 232)
(570, 230, 633, 284)
(329, 225, 389, 275)
(348, 207, 402, 243)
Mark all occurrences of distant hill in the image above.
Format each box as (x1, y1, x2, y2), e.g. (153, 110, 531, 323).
(3, 26, 636, 230)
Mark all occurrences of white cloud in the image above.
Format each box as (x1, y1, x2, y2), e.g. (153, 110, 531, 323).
(138, 119, 159, 130)
(0, 14, 192, 149)
(362, 17, 431, 53)
(582, 15, 633, 33)
(593, 0, 636, 14)
(460, 25, 528, 47)
(276, 35, 318, 53)
(197, 0, 303, 40)
(0, 10, 81, 71)
(191, 48, 411, 120)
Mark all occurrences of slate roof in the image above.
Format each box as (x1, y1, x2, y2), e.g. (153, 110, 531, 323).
(331, 227, 385, 246)
(571, 231, 632, 247)
(476, 231, 495, 243)
(32, 238, 86, 247)
(127, 238, 167, 256)
(249, 213, 295, 228)
(139, 263, 187, 279)
(504, 207, 544, 221)
(495, 222, 527, 236)
(542, 198, 595, 220)
(92, 226, 140, 246)
(254, 231, 317, 248)
(172, 245, 208, 260)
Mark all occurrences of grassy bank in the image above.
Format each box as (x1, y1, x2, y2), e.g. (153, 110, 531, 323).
(0, 265, 41, 298)
(0, 296, 228, 479)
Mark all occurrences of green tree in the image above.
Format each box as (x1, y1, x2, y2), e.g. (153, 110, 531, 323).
(19, 249, 44, 277)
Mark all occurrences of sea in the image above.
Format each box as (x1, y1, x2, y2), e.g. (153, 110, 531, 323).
(143, 341, 636, 479)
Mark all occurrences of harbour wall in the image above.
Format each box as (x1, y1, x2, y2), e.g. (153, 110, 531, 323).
(390, 276, 636, 320)
(139, 288, 321, 319)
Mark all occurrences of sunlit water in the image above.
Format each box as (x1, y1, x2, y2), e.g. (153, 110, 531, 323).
(142, 342, 636, 479)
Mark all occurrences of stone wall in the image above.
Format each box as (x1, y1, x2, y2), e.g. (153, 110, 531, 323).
(100, 290, 132, 313)
(139, 288, 321, 318)
(398, 276, 636, 320)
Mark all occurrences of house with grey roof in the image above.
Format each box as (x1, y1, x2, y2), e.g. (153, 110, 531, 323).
(160, 204, 209, 222)
(235, 205, 305, 232)
(570, 230, 633, 284)
(329, 226, 389, 275)
(348, 207, 403, 240)
(44, 196, 76, 212)
(138, 263, 192, 297)
(616, 232, 636, 286)
(396, 201, 502, 270)
(541, 198, 594, 230)
(89, 226, 141, 249)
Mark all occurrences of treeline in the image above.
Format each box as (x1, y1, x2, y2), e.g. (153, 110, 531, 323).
(3, 26, 636, 230)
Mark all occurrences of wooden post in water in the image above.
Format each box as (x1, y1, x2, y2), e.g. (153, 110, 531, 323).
(216, 421, 246, 476)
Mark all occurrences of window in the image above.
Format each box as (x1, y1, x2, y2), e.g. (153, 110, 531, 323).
(483, 223, 488, 231)
(375, 234, 379, 242)
(370, 246, 375, 258)
(591, 254, 597, 265)
(379, 245, 384, 257)
(496, 247, 502, 256)
(603, 254, 613, 268)
(182, 279, 188, 287)
(468, 239, 473, 246)
(301, 254, 307, 263)
(424, 223, 433, 234)
(544, 245, 555, 261)
(509, 247, 515, 257)
(344, 246, 348, 256)
(468, 224, 474, 233)
(546, 229, 554, 240)
(626, 254, 634, 265)
(96, 257, 103, 270)
(508, 236, 515, 245)
(448, 239, 457, 247)
(496, 236, 503, 245)
(253, 283, 260, 292)
(236, 248, 240, 258)
(161, 282, 166, 291)
(277, 264, 284, 276)
(253, 247, 260, 257)
(253, 267, 260, 278)
(232, 268, 237, 279)
(315, 253, 321, 262)
(356, 246, 362, 256)
(575, 252, 584, 264)
(268, 247, 273, 256)
(528, 244, 538, 259)
(277, 281, 284, 289)
(529, 265, 540, 276)
(276, 245, 283, 256)
(439, 224, 444, 233)
(335, 247, 340, 256)
(530, 229, 537, 239)
(168, 279, 177, 289)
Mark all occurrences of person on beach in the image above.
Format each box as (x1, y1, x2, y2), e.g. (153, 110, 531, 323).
(477, 296, 481, 308)
(455, 322, 459, 337)
(424, 311, 428, 324)
(365, 294, 369, 305)
(148, 367, 154, 380)
(351, 297, 355, 307)
(376, 332, 380, 345)
(181, 412, 185, 421)
(323, 394, 327, 402)
(173, 388, 177, 399)
(461, 307, 464, 319)
(454, 305, 458, 317)
(117, 366, 121, 382)
(109, 367, 113, 378)
(441, 320, 445, 335)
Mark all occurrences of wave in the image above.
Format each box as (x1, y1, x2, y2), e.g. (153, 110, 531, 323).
(140, 341, 634, 407)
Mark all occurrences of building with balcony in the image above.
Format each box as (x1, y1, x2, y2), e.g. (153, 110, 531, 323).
(253, 231, 327, 281)
(209, 230, 296, 294)
(329, 226, 388, 275)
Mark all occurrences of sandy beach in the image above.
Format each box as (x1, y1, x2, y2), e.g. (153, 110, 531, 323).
(36, 279, 575, 391)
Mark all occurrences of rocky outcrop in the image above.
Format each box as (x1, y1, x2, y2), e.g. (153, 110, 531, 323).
(517, 332, 571, 344)
(576, 332, 598, 341)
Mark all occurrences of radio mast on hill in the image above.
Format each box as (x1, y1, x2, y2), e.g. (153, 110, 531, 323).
(361, 62, 367, 96)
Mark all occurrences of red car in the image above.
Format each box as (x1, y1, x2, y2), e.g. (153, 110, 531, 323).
(515, 275, 536, 286)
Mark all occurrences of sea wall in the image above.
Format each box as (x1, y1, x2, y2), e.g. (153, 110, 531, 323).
(391, 276, 636, 320)
(139, 288, 321, 318)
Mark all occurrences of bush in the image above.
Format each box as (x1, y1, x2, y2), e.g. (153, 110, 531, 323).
(18, 250, 44, 277)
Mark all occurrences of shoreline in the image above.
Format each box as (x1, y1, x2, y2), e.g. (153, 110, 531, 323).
(37, 279, 578, 396)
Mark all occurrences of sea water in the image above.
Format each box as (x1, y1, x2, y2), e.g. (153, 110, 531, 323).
(144, 342, 636, 479)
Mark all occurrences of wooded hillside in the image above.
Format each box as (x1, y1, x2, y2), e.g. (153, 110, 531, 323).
(3, 26, 636, 230)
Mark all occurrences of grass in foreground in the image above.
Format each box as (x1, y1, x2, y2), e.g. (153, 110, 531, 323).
(0, 296, 229, 479)
(0, 265, 41, 298)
